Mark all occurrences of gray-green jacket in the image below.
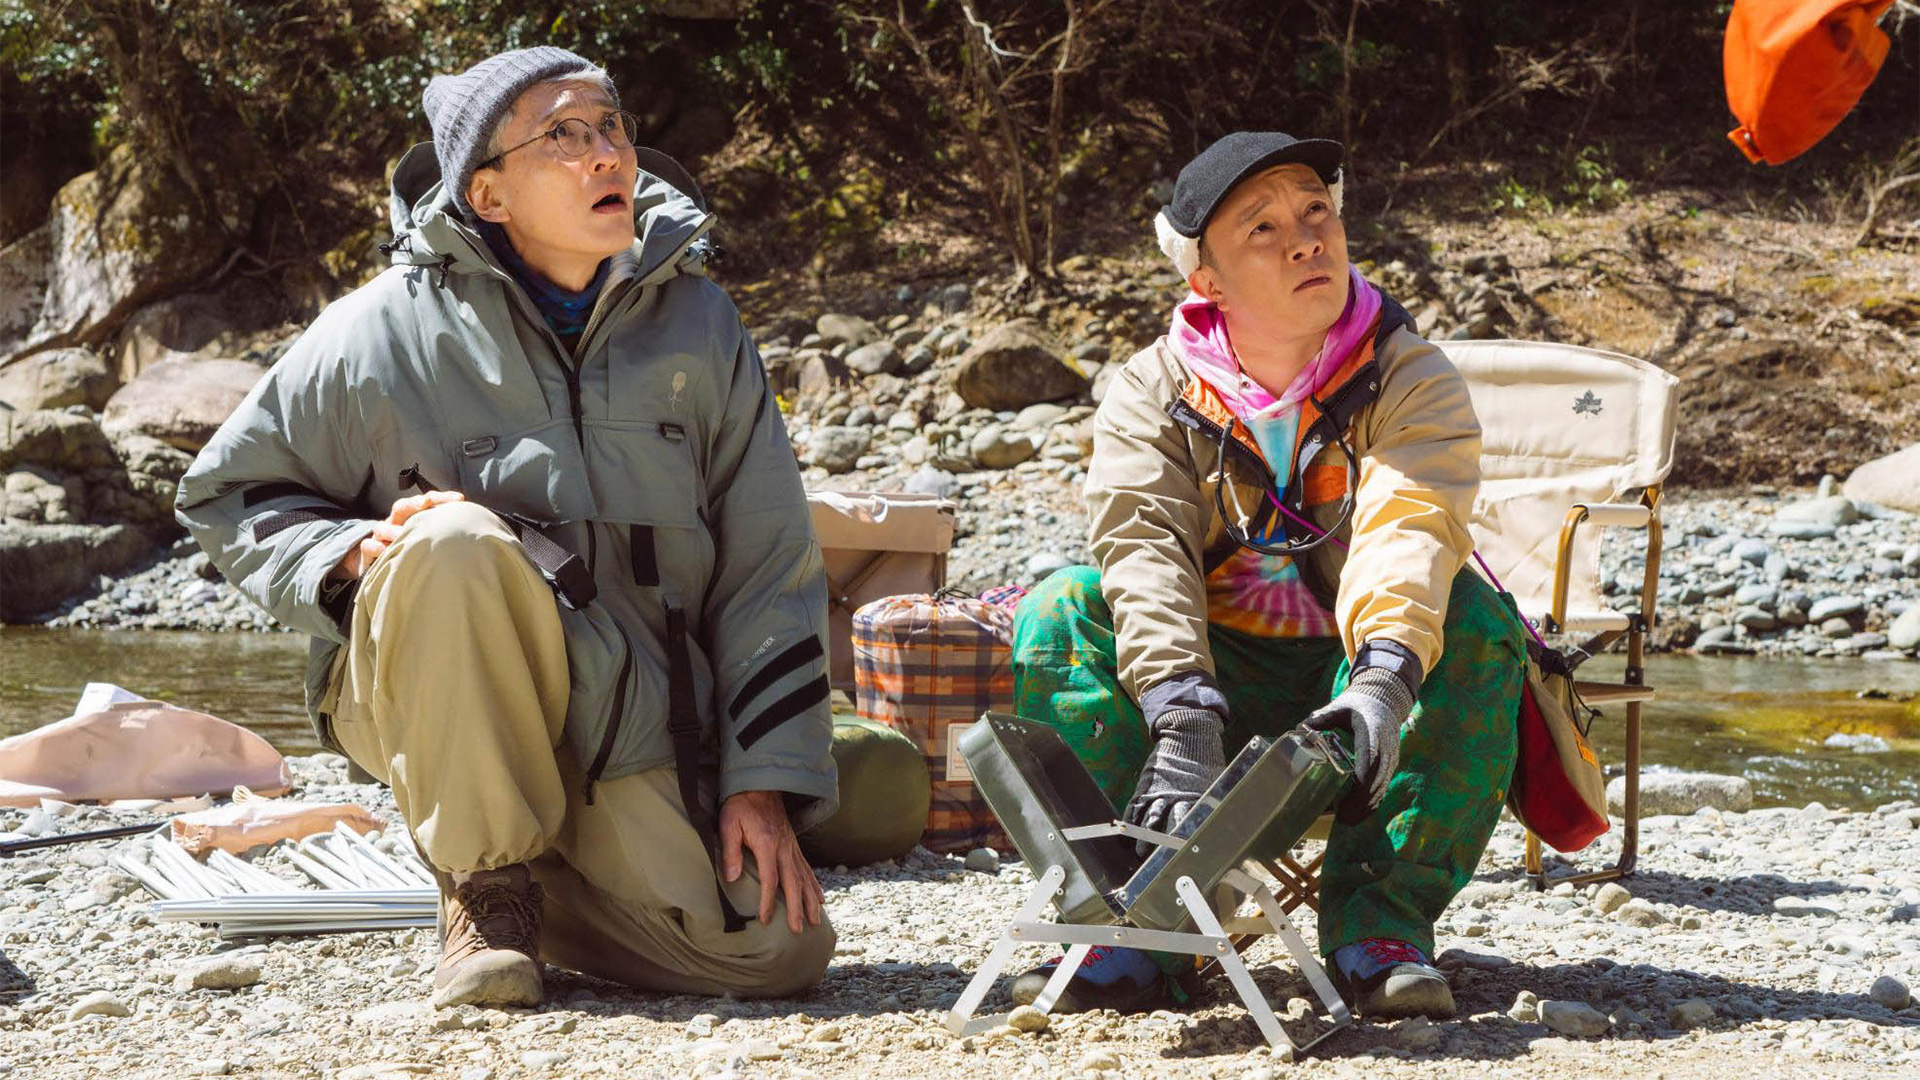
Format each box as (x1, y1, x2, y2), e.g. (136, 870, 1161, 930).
(176, 143, 836, 828)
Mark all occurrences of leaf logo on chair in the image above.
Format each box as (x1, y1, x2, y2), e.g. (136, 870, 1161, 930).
(1573, 391, 1604, 416)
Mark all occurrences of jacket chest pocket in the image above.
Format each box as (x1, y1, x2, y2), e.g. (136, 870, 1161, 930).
(582, 419, 701, 529)
(454, 418, 598, 525)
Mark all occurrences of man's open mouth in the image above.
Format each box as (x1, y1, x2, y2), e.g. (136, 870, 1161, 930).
(592, 192, 627, 213)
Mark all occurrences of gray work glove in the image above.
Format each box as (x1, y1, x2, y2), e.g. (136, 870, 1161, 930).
(1123, 708, 1226, 854)
(1303, 667, 1416, 821)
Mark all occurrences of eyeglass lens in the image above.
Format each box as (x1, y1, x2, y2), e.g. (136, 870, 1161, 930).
(553, 113, 638, 158)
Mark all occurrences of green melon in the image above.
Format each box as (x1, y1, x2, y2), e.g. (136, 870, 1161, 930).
(800, 716, 929, 867)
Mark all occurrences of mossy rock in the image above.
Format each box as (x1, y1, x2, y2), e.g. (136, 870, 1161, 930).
(800, 716, 929, 868)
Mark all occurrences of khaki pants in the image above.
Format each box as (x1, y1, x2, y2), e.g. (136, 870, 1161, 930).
(321, 501, 834, 997)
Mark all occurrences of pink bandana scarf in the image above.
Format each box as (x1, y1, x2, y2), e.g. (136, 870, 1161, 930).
(1169, 265, 1382, 423)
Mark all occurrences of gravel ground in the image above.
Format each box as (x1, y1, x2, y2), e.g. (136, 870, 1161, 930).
(3, 754, 1918, 1079)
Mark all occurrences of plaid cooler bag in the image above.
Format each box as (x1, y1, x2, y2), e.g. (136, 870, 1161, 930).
(852, 592, 1014, 852)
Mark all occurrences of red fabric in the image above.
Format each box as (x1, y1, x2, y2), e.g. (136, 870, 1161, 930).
(1725, 0, 1894, 164)
(1509, 679, 1609, 854)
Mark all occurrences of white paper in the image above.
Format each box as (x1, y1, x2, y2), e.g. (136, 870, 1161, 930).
(73, 682, 147, 718)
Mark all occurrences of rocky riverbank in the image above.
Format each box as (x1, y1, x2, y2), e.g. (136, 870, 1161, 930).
(2, 754, 1918, 1078)
(32, 485, 1920, 669)
(1609, 485, 1920, 659)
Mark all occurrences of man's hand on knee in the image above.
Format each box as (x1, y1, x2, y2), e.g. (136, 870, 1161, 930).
(719, 789, 824, 935)
(328, 490, 468, 581)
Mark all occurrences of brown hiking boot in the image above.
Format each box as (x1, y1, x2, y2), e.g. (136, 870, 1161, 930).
(431, 864, 544, 1008)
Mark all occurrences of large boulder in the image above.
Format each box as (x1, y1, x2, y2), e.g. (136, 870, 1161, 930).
(17, 143, 245, 357)
(101, 357, 264, 453)
(1844, 444, 1920, 514)
(953, 319, 1090, 411)
(806, 425, 870, 473)
(794, 351, 852, 403)
(90, 429, 196, 526)
(0, 409, 117, 473)
(1, 411, 191, 530)
(0, 348, 117, 411)
(3, 466, 87, 524)
(1608, 771, 1752, 816)
(815, 313, 880, 349)
(0, 521, 160, 621)
(112, 287, 295, 384)
(0, 225, 51, 357)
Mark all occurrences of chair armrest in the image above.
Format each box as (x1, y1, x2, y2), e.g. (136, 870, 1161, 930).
(1574, 503, 1651, 528)
(1551, 488, 1665, 627)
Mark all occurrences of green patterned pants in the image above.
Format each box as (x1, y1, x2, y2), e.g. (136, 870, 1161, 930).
(1010, 565, 1525, 958)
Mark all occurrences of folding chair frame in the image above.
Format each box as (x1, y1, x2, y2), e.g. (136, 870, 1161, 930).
(1522, 484, 1664, 890)
(946, 822, 1354, 1056)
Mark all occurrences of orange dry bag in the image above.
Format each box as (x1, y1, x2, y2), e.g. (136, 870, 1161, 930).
(1725, 0, 1895, 165)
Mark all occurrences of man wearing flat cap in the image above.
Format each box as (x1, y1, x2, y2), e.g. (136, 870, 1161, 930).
(178, 47, 836, 1007)
(1009, 132, 1526, 1019)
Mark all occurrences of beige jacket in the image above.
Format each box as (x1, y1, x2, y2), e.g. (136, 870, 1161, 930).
(1086, 298, 1481, 717)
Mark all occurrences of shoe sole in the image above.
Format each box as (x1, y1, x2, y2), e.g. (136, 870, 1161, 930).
(431, 950, 543, 1009)
(1357, 971, 1456, 1020)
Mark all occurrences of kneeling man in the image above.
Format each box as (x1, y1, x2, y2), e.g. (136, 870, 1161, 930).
(1010, 132, 1525, 1019)
(178, 47, 835, 1008)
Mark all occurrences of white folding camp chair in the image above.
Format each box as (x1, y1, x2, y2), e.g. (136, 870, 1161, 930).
(1446, 338, 1680, 887)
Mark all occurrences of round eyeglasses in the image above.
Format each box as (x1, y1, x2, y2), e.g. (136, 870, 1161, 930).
(1212, 392, 1360, 558)
(480, 111, 640, 170)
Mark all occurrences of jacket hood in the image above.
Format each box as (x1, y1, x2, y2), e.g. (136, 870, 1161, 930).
(385, 141, 714, 287)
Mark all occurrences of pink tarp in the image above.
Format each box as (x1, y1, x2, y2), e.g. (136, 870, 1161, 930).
(0, 700, 291, 808)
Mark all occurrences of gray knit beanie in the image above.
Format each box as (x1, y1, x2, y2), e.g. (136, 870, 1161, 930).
(421, 46, 619, 221)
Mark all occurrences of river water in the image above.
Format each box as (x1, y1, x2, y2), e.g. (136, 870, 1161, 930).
(4, 626, 1919, 810)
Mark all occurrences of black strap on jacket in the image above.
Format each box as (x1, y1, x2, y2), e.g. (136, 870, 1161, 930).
(397, 464, 597, 609)
(667, 605, 751, 934)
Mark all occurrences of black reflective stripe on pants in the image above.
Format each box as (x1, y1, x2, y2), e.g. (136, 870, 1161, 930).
(666, 605, 750, 934)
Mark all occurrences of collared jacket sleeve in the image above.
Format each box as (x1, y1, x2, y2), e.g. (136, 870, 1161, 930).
(1337, 329, 1482, 678)
(1085, 358, 1220, 712)
(173, 313, 380, 643)
(699, 300, 837, 831)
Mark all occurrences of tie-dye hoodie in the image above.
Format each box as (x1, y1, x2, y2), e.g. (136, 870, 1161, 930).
(1167, 267, 1383, 637)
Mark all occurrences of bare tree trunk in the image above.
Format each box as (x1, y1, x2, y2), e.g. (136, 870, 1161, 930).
(1043, 0, 1080, 276)
(1339, 0, 1362, 153)
(889, 0, 1023, 272)
(1442, 0, 1470, 116)
(958, 0, 1039, 285)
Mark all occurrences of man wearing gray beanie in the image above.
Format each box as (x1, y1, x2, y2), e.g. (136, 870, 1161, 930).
(178, 46, 838, 1009)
